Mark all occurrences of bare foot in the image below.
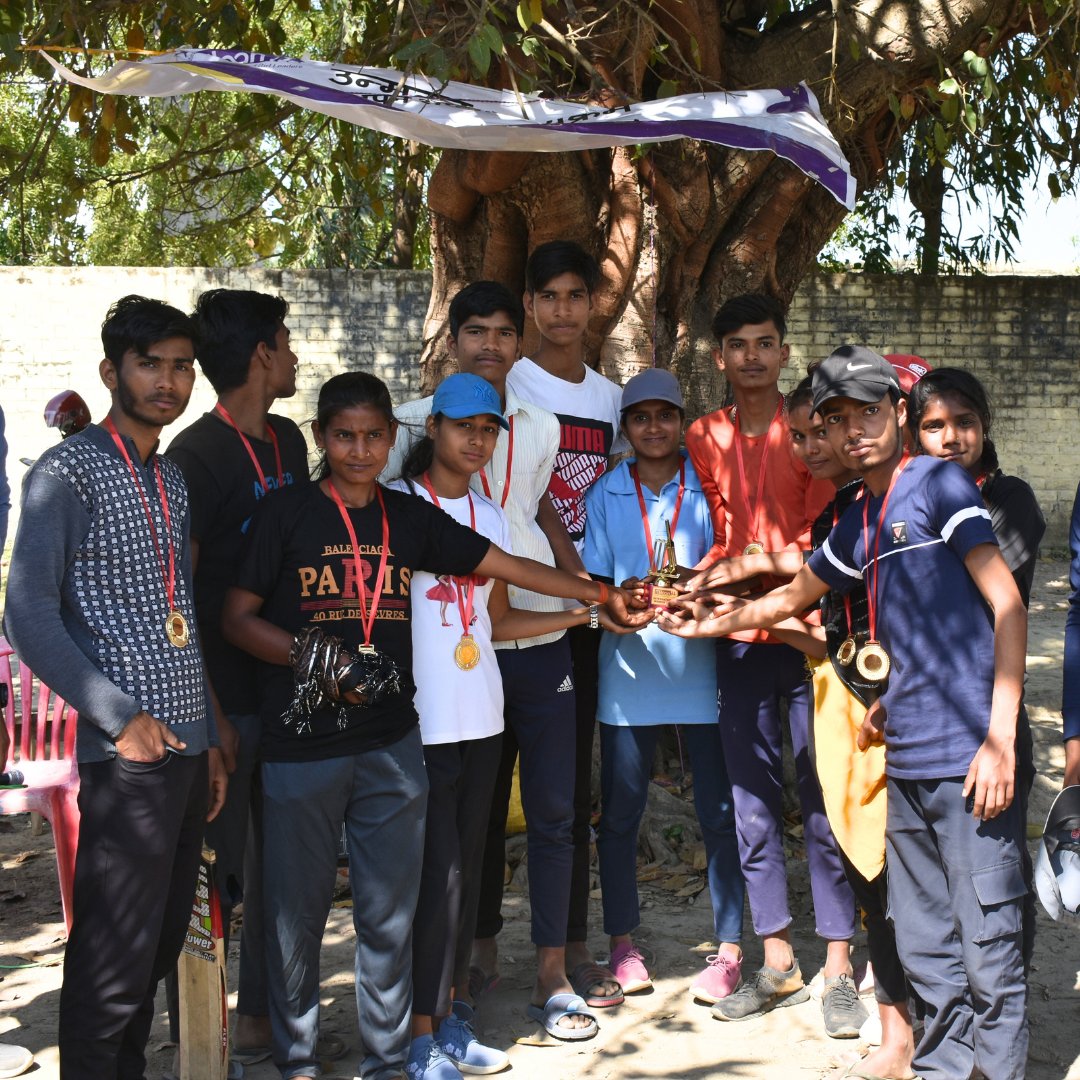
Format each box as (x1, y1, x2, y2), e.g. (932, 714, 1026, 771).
(233, 1012, 272, 1050)
(848, 1046, 916, 1079)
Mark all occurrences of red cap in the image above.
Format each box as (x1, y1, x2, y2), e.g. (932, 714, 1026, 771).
(883, 354, 932, 396)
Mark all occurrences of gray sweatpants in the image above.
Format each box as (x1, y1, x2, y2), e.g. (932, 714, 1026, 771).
(886, 775, 1028, 1080)
(262, 728, 428, 1080)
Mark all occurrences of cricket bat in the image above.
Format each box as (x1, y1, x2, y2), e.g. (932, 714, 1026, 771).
(178, 847, 229, 1080)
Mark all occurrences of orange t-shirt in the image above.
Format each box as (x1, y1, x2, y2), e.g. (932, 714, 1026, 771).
(685, 404, 833, 644)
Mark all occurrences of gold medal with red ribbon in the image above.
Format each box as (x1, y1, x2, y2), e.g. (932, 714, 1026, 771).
(105, 418, 190, 647)
(733, 397, 784, 556)
(421, 474, 480, 670)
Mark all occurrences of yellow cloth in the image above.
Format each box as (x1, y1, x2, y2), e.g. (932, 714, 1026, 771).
(809, 657, 887, 881)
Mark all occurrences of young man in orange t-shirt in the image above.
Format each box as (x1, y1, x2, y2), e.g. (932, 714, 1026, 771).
(684, 295, 862, 1035)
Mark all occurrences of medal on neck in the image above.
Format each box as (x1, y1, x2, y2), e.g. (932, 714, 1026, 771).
(631, 461, 685, 609)
(104, 417, 189, 647)
(831, 499, 858, 666)
(326, 480, 391, 657)
(733, 397, 784, 556)
(421, 473, 481, 669)
(858, 457, 911, 682)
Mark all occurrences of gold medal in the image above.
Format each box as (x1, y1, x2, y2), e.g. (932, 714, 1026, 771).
(856, 640, 890, 682)
(836, 637, 857, 667)
(166, 610, 190, 648)
(454, 634, 481, 671)
(743, 542, 765, 555)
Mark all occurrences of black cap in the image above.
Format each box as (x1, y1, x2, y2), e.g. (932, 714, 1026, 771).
(810, 346, 901, 415)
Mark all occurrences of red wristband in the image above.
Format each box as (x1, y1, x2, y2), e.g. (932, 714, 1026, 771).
(595, 581, 609, 605)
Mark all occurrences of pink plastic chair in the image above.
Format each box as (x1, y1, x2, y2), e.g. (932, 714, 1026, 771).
(0, 636, 80, 935)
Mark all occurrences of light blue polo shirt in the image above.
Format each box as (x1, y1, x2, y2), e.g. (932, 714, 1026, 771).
(584, 453, 718, 726)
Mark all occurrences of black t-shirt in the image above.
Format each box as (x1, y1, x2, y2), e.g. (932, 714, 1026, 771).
(166, 411, 310, 712)
(811, 479, 881, 708)
(981, 470, 1044, 608)
(235, 481, 491, 761)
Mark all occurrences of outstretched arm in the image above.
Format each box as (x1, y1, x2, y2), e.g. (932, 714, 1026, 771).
(657, 563, 831, 639)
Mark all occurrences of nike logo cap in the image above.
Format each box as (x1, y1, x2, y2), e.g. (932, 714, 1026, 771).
(810, 345, 900, 415)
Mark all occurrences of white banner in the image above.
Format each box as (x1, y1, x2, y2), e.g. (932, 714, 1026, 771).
(46, 50, 856, 209)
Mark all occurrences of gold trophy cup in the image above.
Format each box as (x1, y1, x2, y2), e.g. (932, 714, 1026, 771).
(644, 520, 680, 609)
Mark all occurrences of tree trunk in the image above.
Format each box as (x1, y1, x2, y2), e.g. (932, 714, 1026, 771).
(414, 0, 1028, 410)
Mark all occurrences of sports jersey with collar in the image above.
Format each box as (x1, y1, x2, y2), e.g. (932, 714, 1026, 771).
(808, 455, 1000, 780)
(583, 453, 720, 726)
(383, 386, 565, 649)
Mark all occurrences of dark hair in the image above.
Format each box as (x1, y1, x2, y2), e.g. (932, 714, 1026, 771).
(400, 431, 437, 485)
(313, 372, 396, 481)
(100, 295, 198, 366)
(524, 240, 601, 295)
(449, 281, 525, 338)
(786, 374, 815, 414)
(908, 367, 998, 472)
(711, 293, 787, 344)
(192, 289, 288, 393)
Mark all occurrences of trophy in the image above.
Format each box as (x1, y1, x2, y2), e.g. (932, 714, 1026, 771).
(644, 520, 680, 609)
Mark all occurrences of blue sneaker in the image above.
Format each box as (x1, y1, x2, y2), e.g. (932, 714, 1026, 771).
(404, 1034, 462, 1080)
(435, 1001, 509, 1075)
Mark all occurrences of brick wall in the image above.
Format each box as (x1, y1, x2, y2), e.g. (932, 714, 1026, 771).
(1, 267, 1077, 548)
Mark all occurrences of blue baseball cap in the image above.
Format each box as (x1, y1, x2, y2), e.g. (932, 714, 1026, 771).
(431, 372, 510, 430)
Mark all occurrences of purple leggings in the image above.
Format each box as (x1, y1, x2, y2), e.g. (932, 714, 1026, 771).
(715, 639, 855, 941)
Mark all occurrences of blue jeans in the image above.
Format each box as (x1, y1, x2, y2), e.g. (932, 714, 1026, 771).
(598, 723, 744, 942)
(262, 729, 428, 1080)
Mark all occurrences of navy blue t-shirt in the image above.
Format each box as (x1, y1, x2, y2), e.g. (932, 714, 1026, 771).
(808, 456, 999, 780)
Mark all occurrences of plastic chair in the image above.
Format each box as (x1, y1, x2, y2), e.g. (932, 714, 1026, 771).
(0, 636, 80, 935)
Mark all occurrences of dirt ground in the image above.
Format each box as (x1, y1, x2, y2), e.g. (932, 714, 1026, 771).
(1, 560, 1078, 1080)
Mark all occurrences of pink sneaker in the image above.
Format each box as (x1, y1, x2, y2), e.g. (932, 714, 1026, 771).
(690, 953, 742, 1003)
(610, 941, 652, 994)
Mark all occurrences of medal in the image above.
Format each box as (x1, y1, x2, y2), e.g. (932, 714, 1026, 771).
(732, 397, 784, 557)
(836, 636, 857, 666)
(104, 418, 189, 648)
(856, 640, 890, 681)
(166, 611, 190, 648)
(859, 456, 911, 687)
(421, 474, 481, 667)
(631, 461, 685, 609)
(326, 480, 392, 664)
(454, 634, 481, 670)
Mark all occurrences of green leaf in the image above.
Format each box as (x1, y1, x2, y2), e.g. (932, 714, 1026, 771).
(1048, 172, 1062, 199)
(933, 122, 948, 156)
(940, 95, 959, 124)
(467, 34, 491, 76)
(516, 0, 533, 31)
(657, 80, 678, 98)
(938, 77, 959, 95)
(480, 23, 504, 55)
(848, 36, 860, 61)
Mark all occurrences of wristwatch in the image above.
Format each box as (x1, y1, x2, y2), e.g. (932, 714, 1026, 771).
(588, 604, 600, 630)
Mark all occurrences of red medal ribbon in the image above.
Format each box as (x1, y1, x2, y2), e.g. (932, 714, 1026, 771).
(104, 417, 178, 616)
(214, 403, 284, 488)
(861, 456, 911, 644)
(478, 414, 514, 508)
(325, 481, 391, 648)
(630, 460, 685, 574)
(733, 396, 785, 547)
(420, 473, 477, 634)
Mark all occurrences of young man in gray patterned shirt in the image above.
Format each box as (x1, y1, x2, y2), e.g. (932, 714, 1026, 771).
(4, 295, 226, 1080)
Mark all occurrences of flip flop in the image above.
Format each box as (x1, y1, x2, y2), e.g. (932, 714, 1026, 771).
(842, 1066, 919, 1080)
(467, 964, 501, 1000)
(231, 1045, 272, 1066)
(525, 992, 599, 1041)
(568, 961, 624, 1007)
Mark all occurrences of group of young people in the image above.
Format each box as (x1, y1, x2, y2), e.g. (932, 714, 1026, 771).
(0, 238, 1050, 1080)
